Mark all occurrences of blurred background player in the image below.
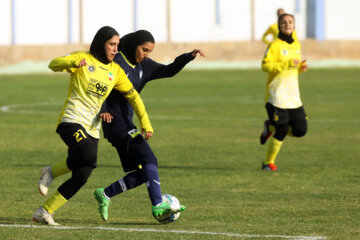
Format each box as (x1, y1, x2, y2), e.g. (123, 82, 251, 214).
(33, 26, 153, 225)
(260, 14, 308, 171)
(93, 30, 204, 221)
(262, 8, 298, 45)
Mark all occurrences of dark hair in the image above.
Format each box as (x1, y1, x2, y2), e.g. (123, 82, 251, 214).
(118, 30, 155, 65)
(90, 26, 119, 64)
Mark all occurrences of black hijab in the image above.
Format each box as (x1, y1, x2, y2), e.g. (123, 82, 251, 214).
(118, 30, 155, 65)
(90, 26, 119, 64)
(277, 14, 295, 44)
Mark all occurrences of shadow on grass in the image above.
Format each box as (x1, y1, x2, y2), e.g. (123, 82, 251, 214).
(99, 164, 234, 171)
(57, 218, 157, 226)
(0, 217, 157, 227)
(6, 163, 232, 171)
(6, 164, 51, 168)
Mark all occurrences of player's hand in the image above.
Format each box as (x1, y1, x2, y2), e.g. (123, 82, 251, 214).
(78, 58, 87, 67)
(300, 59, 308, 72)
(293, 59, 300, 66)
(192, 49, 205, 58)
(141, 129, 153, 140)
(100, 113, 113, 123)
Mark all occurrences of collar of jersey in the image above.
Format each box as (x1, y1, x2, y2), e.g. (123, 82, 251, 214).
(119, 51, 136, 69)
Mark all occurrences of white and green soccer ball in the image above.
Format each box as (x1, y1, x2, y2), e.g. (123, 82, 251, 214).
(155, 194, 181, 224)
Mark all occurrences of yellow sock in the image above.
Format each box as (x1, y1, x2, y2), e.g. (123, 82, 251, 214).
(51, 158, 71, 178)
(265, 138, 283, 165)
(44, 191, 68, 214)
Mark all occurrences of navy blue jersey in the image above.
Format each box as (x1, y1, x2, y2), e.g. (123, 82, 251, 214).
(101, 51, 195, 140)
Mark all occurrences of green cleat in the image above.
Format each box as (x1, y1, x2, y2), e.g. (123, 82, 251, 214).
(152, 202, 171, 217)
(94, 188, 111, 221)
(179, 205, 186, 212)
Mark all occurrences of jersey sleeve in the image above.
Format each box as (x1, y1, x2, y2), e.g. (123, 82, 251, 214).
(48, 51, 83, 73)
(100, 100, 108, 114)
(261, 43, 293, 74)
(113, 69, 153, 133)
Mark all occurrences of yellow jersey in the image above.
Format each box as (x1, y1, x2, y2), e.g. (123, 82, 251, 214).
(49, 50, 153, 138)
(262, 23, 298, 45)
(261, 38, 304, 109)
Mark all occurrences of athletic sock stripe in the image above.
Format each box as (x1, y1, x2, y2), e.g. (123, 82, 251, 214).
(118, 178, 127, 192)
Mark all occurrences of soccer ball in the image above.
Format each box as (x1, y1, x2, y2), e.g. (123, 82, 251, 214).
(155, 194, 181, 224)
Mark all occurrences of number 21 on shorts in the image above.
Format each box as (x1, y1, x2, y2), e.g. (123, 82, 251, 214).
(73, 129, 87, 142)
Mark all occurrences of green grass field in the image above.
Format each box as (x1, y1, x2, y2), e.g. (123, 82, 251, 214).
(0, 69, 359, 240)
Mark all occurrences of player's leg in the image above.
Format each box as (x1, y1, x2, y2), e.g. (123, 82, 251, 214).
(260, 104, 276, 145)
(120, 133, 172, 217)
(34, 123, 98, 225)
(142, 162, 178, 217)
(103, 170, 145, 198)
(37, 123, 79, 196)
(126, 135, 171, 216)
(144, 162, 186, 216)
(288, 106, 308, 138)
(94, 132, 172, 220)
(94, 136, 146, 221)
(94, 169, 145, 221)
(38, 158, 71, 196)
(263, 104, 289, 171)
(38, 123, 96, 196)
(34, 165, 94, 225)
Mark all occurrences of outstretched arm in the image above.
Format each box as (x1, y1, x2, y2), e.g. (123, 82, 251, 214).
(48, 51, 86, 72)
(148, 49, 205, 80)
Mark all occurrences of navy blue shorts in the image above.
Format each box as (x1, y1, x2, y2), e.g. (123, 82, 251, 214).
(107, 130, 158, 172)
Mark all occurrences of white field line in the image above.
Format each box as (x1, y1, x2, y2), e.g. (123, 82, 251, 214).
(0, 101, 61, 116)
(0, 224, 326, 240)
(0, 100, 359, 123)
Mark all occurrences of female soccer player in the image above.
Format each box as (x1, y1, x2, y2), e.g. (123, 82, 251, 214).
(259, 14, 308, 171)
(33, 26, 153, 225)
(93, 30, 205, 221)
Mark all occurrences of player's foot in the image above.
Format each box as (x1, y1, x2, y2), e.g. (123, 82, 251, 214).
(260, 120, 273, 145)
(94, 188, 111, 221)
(38, 167, 54, 196)
(262, 163, 277, 171)
(33, 206, 59, 226)
(152, 202, 172, 217)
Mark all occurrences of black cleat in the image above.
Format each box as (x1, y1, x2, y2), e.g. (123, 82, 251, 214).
(260, 120, 272, 145)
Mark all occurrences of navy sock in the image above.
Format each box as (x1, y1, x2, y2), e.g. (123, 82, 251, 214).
(104, 170, 144, 198)
(143, 163, 162, 206)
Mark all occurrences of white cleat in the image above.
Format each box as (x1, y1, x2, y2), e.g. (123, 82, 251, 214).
(33, 206, 60, 226)
(38, 167, 54, 196)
